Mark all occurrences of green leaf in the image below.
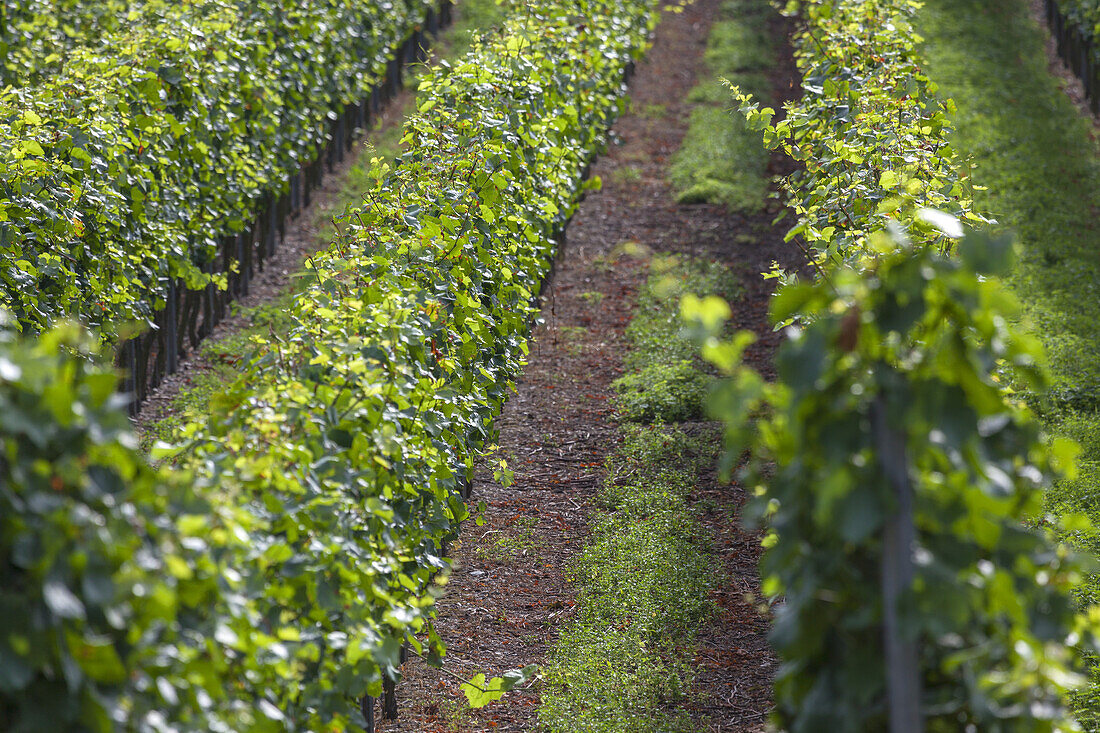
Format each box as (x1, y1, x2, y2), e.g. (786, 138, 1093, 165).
(68, 633, 126, 684)
(461, 673, 507, 708)
(0, 645, 35, 692)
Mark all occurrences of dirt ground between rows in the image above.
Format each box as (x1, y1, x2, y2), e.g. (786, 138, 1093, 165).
(379, 1, 801, 730)
(135, 0, 1089, 728)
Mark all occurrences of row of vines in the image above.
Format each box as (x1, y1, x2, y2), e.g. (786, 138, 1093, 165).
(1046, 0, 1100, 112)
(1057, 0, 1100, 38)
(0, 0, 457, 410)
(0, 0, 438, 334)
(1, 0, 135, 85)
(0, 0, 659, 730)
(689, 0, 1100, 729)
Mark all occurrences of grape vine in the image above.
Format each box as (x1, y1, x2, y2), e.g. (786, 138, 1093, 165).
(0, 0, 660, 729)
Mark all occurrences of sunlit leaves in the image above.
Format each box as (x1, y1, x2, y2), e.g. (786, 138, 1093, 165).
(700, 222, 1100, 730)
(1, 0, 660, 728)
(0, 0, 436, 337)
(729, 0, 988, 278)
(462, 665, 537, 708)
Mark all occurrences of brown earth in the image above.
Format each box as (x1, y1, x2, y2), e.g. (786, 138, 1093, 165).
(378, 1, 802, 731)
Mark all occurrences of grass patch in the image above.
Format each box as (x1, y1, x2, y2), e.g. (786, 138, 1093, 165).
(557, 324, 590, 356)
(610, 164, 643, 186)
(669, 0, 774, 212)
(612, 254, 739, 423)
(538, 425, 716, 733)
(915, 0, 1100, 724)
(540, 247, 738, 729)
(632, 100, 669, 119)
(614, 359, 710, 423)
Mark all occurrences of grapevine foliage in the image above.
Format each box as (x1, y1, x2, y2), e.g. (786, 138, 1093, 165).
(0, 0, 437, 337)
(0, 0, 135, 86)
(690, 224, 1100, 731)
(0, 318, 248, 731)
(1053, 0, 1100, 64)
(689, 0, 1100, 729)
(733, 0, 986, 284)
(0, 0, 659, 729)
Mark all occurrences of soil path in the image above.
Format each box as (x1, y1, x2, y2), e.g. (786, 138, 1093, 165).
(382, 2, 800, 731)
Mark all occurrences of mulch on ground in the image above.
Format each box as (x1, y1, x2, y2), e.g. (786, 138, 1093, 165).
(381, 1, 802, 730)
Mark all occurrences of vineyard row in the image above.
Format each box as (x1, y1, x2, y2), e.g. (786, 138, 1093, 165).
(114, 5, 454, 411)
(0, 0, 445, 409)
(1049, 0, 1100, 112)
(2, 0, 133, 86)
(0, 1, 659, 730)
(696, 0, 1100, 728)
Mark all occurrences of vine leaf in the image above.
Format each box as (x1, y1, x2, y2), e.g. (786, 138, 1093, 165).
(461, 665, 538, 708)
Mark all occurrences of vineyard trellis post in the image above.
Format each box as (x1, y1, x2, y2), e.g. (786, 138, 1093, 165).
(1046, 0, 1100, 112)
(360, 694, 376, 732)
(872, 392, 924, 733)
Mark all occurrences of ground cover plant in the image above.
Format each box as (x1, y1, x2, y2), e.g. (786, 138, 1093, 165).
(542, 252, 731, 731)
(0, 0, 660, 729)
(669, 0, 773, 212)
(539, 425, 716, 733)
(612, 254, 739, 423)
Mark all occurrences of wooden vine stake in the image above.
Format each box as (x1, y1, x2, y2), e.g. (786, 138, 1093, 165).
(360, 695, 376, 732)
(383, 678, 398, 720)
(872, 392, 923, 733)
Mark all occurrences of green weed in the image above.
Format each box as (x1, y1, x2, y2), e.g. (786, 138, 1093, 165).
(611, 165, 643, 186)
(611, 255, 739, 422)
(493, 515, 540, 559)
(557, 325, 590, 356)
(613, 360, 711, 423)
(633, 100, 669, 119)
(539, 426, 714, 733)
(669, 0, 774, 212)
